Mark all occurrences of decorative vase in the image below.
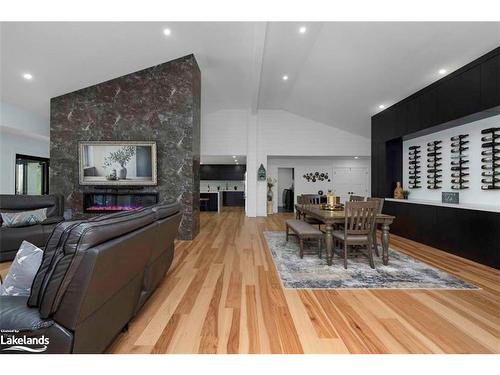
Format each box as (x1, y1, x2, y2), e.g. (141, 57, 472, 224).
(267, 186, 273, 202)
(394, 181, 404, 199)
(119, 165, 127, 179)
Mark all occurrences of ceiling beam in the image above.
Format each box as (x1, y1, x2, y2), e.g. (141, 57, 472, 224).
(250, 22, 267, 115)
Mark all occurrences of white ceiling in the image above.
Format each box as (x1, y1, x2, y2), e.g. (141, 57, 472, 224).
(1, 22, 500, 138)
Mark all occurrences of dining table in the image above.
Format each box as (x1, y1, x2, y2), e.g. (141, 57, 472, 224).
(295, 204, 396, 266)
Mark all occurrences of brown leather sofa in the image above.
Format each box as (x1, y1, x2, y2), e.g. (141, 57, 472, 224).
(0, 202, 181, 353)
(0, 194, 64, 261)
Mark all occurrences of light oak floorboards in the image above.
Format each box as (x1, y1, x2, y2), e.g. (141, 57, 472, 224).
(2, 207, 498, 353)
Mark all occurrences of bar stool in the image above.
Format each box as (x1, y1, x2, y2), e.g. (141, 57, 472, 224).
(200, 197, 210, 211)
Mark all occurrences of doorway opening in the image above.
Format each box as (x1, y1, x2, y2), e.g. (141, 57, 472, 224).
(277, 167, 294, 213)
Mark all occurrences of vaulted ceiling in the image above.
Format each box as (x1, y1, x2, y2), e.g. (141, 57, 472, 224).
(2, 22, 500, 137)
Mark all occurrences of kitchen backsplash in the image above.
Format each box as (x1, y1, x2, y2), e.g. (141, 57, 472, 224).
(201, 180, 245, 191)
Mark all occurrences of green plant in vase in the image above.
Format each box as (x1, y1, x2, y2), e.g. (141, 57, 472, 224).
(402, 190, 410, 200)
(267, 177, 277, 202)
(107, 145, 135, 180)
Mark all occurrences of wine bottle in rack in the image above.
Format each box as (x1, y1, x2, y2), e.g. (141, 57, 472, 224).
(480, 127, 500, 190)
(408, 145, 422, 189)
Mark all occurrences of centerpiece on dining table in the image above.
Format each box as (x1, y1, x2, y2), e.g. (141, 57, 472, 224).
(320, 190, 344, 211)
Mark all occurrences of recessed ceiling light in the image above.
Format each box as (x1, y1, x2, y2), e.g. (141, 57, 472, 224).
(299, 26, 307, 34)
(22, 73, 33, 80)
(378, 104, 385, 109)
(282, 75, 289, 81)
(354, 156, 359, 159)
(163, 28, 171, 36)
(232, 155, 236, 158)
(438, 68, 447, 75)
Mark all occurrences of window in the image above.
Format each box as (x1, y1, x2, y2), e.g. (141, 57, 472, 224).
(15, 154, 50, 195)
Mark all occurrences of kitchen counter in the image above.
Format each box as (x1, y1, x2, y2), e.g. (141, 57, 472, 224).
(200, 190, 246, 212)
(385, 198, 500, 213)
(200, 191, 222, 212)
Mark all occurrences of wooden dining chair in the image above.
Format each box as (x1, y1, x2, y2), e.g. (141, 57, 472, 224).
(367, 197, 384, 257)
(349, 195, 365, 202)
(299, 194, 323, 228)
(333, 201, 378, 269)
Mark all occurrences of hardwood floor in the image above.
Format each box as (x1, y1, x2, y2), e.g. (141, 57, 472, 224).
(2, 207, 499, 353)
(107, 207, 499, 354)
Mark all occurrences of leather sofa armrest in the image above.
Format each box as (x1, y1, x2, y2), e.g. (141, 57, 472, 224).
(41, 216, 64, 225)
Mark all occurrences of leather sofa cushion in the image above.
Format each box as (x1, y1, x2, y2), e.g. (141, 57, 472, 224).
(0, 296, 53, 331)
(0, 194, 63, 218)
(41, 216, 64, 225)
(152, 201, 181, 220)
(0, 224, 47, 250)
(28, 220, 85, 307)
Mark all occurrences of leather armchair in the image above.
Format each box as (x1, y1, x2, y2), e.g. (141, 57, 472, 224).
(0, 202, 181, 354)
(0, 194, 64, 261)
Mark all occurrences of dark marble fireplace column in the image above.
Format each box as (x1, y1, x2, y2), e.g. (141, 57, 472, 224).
(50, 54, 200, 240)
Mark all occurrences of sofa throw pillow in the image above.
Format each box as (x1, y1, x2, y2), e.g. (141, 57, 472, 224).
(1, 208, 47, 227)
(0, 241, 43, 296)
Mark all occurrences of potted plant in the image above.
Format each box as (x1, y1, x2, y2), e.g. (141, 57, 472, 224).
(105, 145, 136, 180)
(402, 189, 410, 200)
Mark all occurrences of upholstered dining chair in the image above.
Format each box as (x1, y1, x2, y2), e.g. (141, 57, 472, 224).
(349, 195, 365, 202)
(299, 194, 323, 228)
(333, 200, 378, 269)
(367, 197, 385, 257)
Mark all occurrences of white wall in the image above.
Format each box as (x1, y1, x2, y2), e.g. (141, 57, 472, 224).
(201, 109, 248, 156)
(201, 108, 372, 216)
(258, 110, 371, 157)
(0, 101, 50, 194)
(403, 114, 500, 206)
(268, 156, 371, 213)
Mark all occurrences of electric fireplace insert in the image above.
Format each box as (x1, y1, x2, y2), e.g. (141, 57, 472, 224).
(83, 192, 158, 213)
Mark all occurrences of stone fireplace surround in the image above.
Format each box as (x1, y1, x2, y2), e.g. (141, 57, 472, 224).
(49, 54, 200, 240)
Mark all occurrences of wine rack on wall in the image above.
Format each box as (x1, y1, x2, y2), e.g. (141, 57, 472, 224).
(450, 134, 470, 190)
(408, 145, 421, 189)
(427, 140, 442, 189)
(481, 127, 500, 190)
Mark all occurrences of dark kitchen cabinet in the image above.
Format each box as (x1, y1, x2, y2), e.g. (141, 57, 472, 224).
(419, 87, 439, 130)
(437, 65, 481, 124)
(384, 201, 499, 268)
(405, 96, 420, 135)
(223, 191, 245, 207)
(481, 53, 500, 110)
(200, 165, 246, 180)
(372, 47, 500, 268)
(200, 193, 219, 211)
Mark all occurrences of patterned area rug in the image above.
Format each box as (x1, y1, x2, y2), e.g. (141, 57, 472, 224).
(264, 231, 478, 289)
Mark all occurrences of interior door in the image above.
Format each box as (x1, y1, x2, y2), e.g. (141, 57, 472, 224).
(333, 168, 351, 203)
(333, 167, 369, 203)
